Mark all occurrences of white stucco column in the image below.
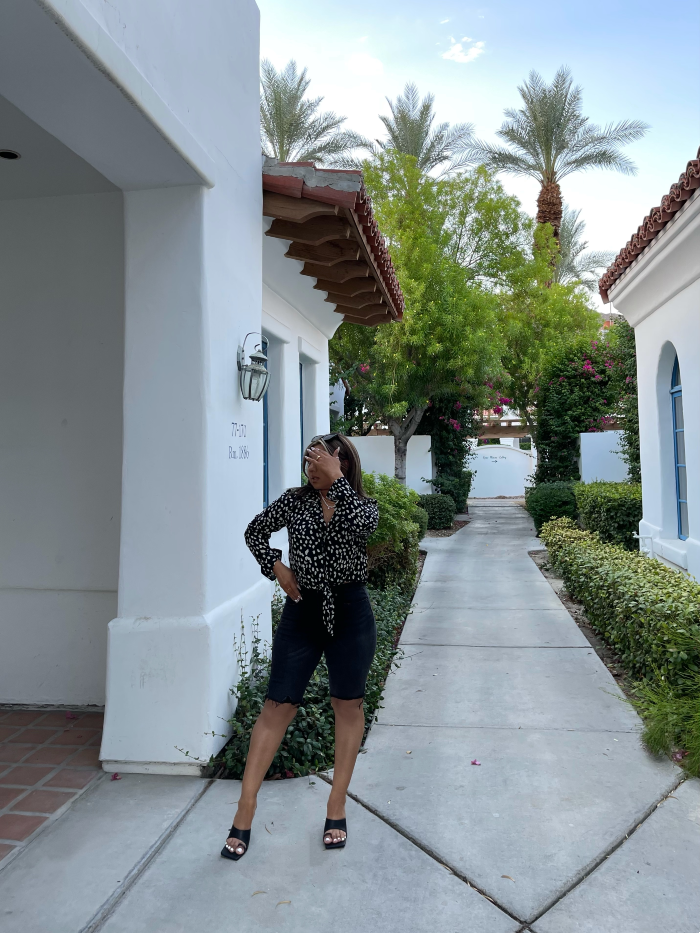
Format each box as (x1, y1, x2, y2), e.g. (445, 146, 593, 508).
(101, 186, 269, 775)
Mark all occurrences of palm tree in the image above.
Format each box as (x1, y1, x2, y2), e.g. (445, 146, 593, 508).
(467, 67, 648, 236)
(363, 82, 474, 176)
(553, 205, 615, 291)
(260, 59, 366, 164)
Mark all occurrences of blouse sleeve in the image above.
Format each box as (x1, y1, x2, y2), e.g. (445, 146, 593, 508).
(244, 491, 296, 580)
(326, 476, 379, 539)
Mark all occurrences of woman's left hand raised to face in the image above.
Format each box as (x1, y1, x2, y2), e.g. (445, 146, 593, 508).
(305, 445, 344, 487)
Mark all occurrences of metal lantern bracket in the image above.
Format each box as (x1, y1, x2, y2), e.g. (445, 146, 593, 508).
(237, 332, 270, 402)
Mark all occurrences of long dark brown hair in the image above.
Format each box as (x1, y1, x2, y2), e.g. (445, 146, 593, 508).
(294, 434, 366, 498)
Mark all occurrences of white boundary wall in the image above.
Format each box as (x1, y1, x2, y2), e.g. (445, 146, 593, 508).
(578, 431, 628, 483)
(470, 446, 535, 498)
(350, 436, 433, 495)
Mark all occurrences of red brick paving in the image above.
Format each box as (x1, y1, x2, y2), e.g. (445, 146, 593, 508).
(0, 766, 55, 787)
(12, 790, 76, 814)
(0, 788, 25, 809)
(23, 746, 76, 766)
(0, 707, 103, 864)
(0, 813, 48, 841)
(0, 744, 34, 763)
(7, 727, 63, 745)
(44, 769, 98, 790)
(0, 711, 45, 727)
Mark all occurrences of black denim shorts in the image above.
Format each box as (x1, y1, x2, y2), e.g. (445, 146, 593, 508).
(266, 583, 377, 705)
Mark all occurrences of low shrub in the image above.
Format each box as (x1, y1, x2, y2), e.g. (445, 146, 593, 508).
(418, 493, 456, 530)
(574, 481, 642, 550)
(215, 584, 412, 778)
(633, 670, 700, 777)
(412, 506, 428, 541)
(363, 472, 420, 594)
(424, 470, 473, 513)
(525, 481, 577, 533)
(540, 517, 700, 685)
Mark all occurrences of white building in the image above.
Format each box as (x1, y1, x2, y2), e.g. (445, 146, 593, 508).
(0, 2, 402, 774)
(600, 150, 700, 578)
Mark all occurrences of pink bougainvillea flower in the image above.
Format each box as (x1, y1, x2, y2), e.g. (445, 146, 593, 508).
(359, 363, 370, 374)
(471, 759, 481, 766)
(671, 750, 689, 762)
(111, 772, 121, 781)
(492, 406, 503, 416)
(454, 401, 462, 410)
(485, 382, 493, 389)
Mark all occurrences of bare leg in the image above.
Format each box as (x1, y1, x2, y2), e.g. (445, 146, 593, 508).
(325, 697, 365, 845)
(225, 699, 298, 855)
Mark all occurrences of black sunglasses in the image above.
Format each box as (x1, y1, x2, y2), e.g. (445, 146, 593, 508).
(309, 433, 339, 445)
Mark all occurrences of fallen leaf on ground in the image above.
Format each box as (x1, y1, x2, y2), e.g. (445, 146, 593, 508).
(276, 901, 291, 907)
(251, 891, 266, 896)
(501, 875, 515, 882)
(471, 759, 481, 766)
(265, 824, 272, 834)
(406, 750, 412, 754)
(111, 772, 121, 781)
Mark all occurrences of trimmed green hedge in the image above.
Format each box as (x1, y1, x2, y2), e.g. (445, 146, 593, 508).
(418, 493, 456, 530)
(574, 481, 642, 550)
(524, 481, 577, 533)
(363, 472, 420, 594)
(412, 506, 429, 541)
(540, 517, 700, 685)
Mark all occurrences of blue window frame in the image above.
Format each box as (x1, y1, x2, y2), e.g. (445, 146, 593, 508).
(299, 360, 305, 463)
(671, 356, 688, 540)
(262, 337, 269, 507)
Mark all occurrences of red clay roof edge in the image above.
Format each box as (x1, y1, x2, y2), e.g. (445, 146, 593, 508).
(262, 159, 404, 318)
(599, 148, 700, 303)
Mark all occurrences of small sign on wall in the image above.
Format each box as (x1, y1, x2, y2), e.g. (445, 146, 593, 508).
(229, 421, 248, 460)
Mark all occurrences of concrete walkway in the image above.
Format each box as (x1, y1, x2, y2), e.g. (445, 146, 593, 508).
(2, 500, 699, 932)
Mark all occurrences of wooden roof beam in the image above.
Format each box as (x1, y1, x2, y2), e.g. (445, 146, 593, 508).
(324, 291, 384, 309)
(285, 240, 361, 265)
(267, 216, 352, 246)
(312, 278, 378, 296)
(263, 191, 338, 223)
(300, 260, 371, 282)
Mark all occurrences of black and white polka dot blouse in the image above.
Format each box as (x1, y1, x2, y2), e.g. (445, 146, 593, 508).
(244, 476, 379, 635)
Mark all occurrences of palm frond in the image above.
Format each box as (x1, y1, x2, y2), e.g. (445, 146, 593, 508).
(553, 204, 616, 290)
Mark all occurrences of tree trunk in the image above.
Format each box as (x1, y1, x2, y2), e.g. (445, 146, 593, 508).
(388, 406, 427, 485)
(536, 181, 563, 238)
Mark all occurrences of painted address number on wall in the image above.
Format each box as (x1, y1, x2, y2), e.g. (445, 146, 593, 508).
(229, 422, 248, 460)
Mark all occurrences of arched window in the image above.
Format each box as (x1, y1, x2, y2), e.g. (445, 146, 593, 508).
(671, 356, 688, 539)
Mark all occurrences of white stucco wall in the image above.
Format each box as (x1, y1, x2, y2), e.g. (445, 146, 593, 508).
(349, 436, 433, 495)
(578, 431, 628, 483)
(470, 446, 535, 498)
(609, 189, 700, 579)
(0, 192, 124, 704)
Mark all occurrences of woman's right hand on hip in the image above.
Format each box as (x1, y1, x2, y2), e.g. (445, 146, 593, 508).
(273, 561, 302, 602)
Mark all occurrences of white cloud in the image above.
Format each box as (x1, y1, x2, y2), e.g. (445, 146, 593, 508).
(442, 40, 485, 64)
(358, 35, 368, 42)
(461, 36, 472, 42)
(440, 18, 450, 23)
(347, 52, 384, 77)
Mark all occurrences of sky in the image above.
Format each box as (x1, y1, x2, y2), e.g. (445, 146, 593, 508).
(257, 0, 700, 305)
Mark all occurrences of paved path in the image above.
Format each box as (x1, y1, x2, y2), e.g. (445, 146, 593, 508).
(2, 501, 699, 932)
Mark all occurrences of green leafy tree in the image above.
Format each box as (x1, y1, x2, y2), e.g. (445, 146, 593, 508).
(534, 335, 619, 482)
(467, 67, 647, 236)
(609, 318, 641, 482)
(553, 205, 615, 291)
(360, 82, 474, 176)
(330, 155, 504, 482)
(260, 59, 365, 164)
(495, 224, 600, 435)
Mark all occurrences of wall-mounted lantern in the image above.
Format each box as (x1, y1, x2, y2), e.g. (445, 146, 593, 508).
(237, 332, 270, 401)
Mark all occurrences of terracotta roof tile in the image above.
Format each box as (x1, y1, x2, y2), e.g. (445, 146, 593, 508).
(262, 158, 404, 321)
(599, 148, 700, 303)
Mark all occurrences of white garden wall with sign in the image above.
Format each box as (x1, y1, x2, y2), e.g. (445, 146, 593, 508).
(470, 445, 536, 499)
(578, 431, 628, 483)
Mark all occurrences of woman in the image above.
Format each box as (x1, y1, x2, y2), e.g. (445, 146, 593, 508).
(221, 433, 379, 860)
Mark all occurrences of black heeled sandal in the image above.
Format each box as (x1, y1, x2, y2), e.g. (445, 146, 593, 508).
(323, 818, 347, 849)
(221, 825, 251, 861)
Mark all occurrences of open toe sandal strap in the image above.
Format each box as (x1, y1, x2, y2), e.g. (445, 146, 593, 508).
(324, 818, 347, 833)
(228, 826, 251, 844)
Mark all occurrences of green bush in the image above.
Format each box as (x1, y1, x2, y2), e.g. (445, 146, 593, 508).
(412, 506, 428, 541)
(363, 472, 421, 594)
(633, 670, 700, 777)
(524, 481, 577, 533)
(215, 584, 412, 778)
(418, 493, 456, 530)
(425, 470, 473, 513)
(574, 481, 642, 550)
(540, 518, 700, 685)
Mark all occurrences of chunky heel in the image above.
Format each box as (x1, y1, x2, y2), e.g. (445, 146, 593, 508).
(221, 825, 251, 861)
(323, 817, 347, 849)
